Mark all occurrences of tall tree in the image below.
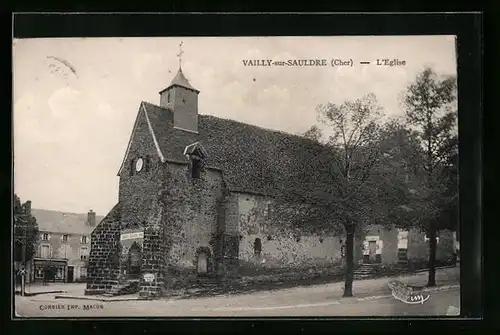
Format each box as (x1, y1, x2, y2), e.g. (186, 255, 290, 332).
(402, 67, 458, 286)
(271, 93, 403, 297)
(14, 194, 39, 265)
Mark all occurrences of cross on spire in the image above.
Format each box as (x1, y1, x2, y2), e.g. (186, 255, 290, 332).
(177, 41, 184, 69)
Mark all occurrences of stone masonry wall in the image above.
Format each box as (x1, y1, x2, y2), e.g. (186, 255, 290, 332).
(85, 204, 121, 295)
(235, 193, 349, 273)
(159, 162, 225, 289)
(217, 191, 240, 278)
(407, 229, 455, 262)
(118, 106, 164, 230)
(139, 223, 166, 298)
(363, 225, 399, 265)
(359, 225, 455, 266)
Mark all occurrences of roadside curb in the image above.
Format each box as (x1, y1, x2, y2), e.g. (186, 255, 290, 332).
(52, 284, 460, 303)
(413, 265, 457, 274)
(54, 295, 147, 302)
(16, 290, 67, 296)
(423, 284, 460, 293)
(349, 284, 460, 303)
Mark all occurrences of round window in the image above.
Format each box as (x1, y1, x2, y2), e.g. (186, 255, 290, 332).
(135, 158, 144, 172)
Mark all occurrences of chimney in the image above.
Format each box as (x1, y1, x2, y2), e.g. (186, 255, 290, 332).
(87, 209, 96, 226)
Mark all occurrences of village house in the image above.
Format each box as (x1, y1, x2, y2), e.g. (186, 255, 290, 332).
(85, 63, 456, 298)
(28, 209, 102, 283)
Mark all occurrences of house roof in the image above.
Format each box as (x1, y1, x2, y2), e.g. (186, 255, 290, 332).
(31, 209, 104, 235)
(137, 102, 339, 203)
(161, 67, 199, 93)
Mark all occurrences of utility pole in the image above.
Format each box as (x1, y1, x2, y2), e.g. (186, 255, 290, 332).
(15, 213, 28, 296)
(22, 221, 26, 296)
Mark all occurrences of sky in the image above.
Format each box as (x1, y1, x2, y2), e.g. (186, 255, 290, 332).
(13, 36, 457, 215)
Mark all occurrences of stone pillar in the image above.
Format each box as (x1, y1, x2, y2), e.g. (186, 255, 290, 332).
(139, 224, 166, 298)
(220, 233, 240, 279)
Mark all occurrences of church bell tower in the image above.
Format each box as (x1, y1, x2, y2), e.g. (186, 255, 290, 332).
(159, 41, 200, 133)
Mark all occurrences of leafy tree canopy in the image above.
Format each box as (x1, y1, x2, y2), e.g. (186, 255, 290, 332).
(14, 194, 39, 263)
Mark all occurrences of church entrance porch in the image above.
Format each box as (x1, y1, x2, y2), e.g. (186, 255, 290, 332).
(368, 241, 377, 262)
(195, 247, 213, 277)
(127, 242, 142, 280)
(362, 236, 383, 264)
(197, 252, 208, 275)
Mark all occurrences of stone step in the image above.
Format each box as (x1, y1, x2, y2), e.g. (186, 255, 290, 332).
(105, 281, 140, 296)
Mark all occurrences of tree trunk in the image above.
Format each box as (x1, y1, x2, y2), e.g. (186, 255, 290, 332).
(425, 114, 438, 287)
(343, 225, 355, 297)
(427, 221, 437, 287)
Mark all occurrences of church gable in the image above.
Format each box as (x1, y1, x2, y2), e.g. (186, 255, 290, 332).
(117, 102, 166, 176)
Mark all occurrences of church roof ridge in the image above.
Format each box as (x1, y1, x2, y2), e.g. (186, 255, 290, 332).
(199, 113, 328, 150)
(141, 101, 327, 150)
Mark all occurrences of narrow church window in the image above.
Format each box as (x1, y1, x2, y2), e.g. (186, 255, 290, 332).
(264, 202, 272, 218)
(254, 238, 262, 256)
(130, 159, 135, 176)
(168, 92, 171, 102)
(191, 157, 202, 179)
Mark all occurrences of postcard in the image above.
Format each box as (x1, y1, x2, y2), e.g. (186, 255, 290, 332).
(13, 35, 460, 317)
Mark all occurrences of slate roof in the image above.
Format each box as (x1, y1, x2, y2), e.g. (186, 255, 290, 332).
(161, 67, 199, 93)
(31, 209, 104, 235)
(141, 102, 340, 203)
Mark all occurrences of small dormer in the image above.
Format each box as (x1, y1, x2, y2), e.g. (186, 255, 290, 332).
(183, 142, 207, 179)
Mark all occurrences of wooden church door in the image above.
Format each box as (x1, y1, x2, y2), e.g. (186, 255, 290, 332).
(128, 243, 142, 279)
(197, 252, 208, 275)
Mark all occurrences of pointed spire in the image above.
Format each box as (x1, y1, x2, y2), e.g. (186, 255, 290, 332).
(166, 42, 199, 93)
(159, 41, 199, 95)
(168, 67, 199, 92)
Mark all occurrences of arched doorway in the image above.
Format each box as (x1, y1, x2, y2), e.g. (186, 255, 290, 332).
(197, 252, 208, 275)
(195, 247, 212, 277)
(254, 238, 262, 257)
(128, 242, 142, 279)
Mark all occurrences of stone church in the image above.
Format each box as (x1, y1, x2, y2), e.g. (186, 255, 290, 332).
(85, 64, 456, 298)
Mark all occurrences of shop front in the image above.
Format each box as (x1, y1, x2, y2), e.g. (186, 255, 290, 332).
(32, 258, 68, 283)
